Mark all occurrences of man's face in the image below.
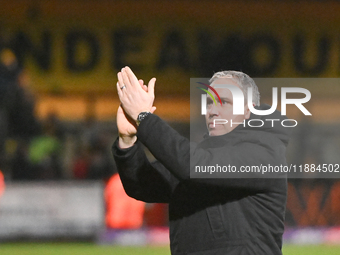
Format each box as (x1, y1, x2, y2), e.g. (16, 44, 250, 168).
(205, 78, 250, 136)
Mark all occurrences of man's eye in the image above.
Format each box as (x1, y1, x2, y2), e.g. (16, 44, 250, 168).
(222, 100, 229, 105)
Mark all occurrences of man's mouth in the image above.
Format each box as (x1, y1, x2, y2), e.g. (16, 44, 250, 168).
(208, 121, 221, 128)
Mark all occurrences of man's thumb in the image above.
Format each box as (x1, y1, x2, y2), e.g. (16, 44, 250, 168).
(148, 78, 156, 96)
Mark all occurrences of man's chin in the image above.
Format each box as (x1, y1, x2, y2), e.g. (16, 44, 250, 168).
(208, 128, 229, 136)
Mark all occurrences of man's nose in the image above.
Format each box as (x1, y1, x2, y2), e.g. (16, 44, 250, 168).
(208, 103, 219, 117)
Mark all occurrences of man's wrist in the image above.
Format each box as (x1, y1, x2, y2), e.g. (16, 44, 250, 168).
(118, 135, 137, 149)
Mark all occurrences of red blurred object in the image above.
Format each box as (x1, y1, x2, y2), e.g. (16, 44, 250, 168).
(73, 157, 89, 179)
(0, 170, 5, 197)
(105, 173, 145, 229)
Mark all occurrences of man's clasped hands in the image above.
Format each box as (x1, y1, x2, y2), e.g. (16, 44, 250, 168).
(116, 66, 157, 148)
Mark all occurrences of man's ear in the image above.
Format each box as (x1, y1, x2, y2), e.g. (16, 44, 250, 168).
(245, 104, 251, 119)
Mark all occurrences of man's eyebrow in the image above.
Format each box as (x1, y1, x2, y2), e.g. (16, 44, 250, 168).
(219, 97, 232, 101)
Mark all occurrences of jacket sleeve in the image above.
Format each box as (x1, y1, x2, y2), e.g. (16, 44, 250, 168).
(112, 138, 178, 203)
(137, 114, 286, 192)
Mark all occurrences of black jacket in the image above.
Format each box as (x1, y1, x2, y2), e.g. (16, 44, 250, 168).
(113, 105, 292, 255)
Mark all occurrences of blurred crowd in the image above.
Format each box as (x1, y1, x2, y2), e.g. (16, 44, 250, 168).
(0, 47, 170, 229)
(0, 48, 115, 181)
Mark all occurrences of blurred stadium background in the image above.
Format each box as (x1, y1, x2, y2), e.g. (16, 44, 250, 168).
(0, 0, 340, 254)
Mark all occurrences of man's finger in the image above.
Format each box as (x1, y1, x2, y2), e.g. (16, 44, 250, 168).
(116, 82, 121, 93)
(148, 77, 156, 97)
(139, 79, 148, 92)
(121, 68, 132, 90)
(150, 106, 157, 113)
(117, 72, 126, 92)
(125, 66, 140, 88)
(116, 82, 124, 99)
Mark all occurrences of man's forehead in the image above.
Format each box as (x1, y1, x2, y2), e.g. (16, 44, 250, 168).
(210, 78, 241, 93)
(208, 77, 243, 98)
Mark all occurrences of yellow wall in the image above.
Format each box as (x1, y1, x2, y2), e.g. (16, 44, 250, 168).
(1, 0, 340, 96)
(1, 0, 340, 121)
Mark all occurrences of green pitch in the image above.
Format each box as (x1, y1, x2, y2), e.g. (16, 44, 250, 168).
(0, 243, 170, 255)
(0, 243, 340, 255)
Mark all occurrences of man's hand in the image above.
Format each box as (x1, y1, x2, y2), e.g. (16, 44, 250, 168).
(117, 77, 156, 149)
(117, 66, 156, 122)
(117, 105, 138, 149)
